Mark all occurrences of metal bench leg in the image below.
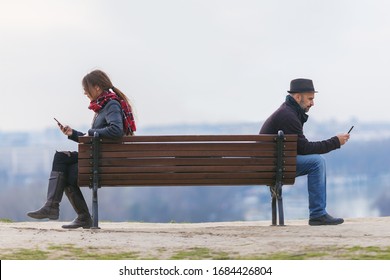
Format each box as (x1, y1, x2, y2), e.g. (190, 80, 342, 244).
(276, 183, 285, 226)
(277, 197, 285, 226)
(91, 181, 100, 229)
(91, 132, 100, 229)
(270, 185, 277, 226)
(270, 183, 285, 226)
(271, 195, 277, 226)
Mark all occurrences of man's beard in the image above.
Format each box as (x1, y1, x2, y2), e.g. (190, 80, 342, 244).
(299, 101, 311, 112)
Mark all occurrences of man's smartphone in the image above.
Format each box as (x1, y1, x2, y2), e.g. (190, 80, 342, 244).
(347, 126, 354, 134)
(54, 117, 63, 127)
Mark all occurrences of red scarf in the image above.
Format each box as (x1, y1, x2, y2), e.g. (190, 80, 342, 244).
(88, 91, 136, 135)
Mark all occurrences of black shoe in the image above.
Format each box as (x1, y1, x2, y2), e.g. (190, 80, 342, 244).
(62, 215, 92, 229)
(27, 205, 59, 220)
(309, 214, 344, 226)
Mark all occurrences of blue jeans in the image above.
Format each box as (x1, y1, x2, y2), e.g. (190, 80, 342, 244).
(296, 154, 327, 219)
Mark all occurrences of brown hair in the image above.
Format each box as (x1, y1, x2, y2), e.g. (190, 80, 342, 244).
(82, 69, 134, 111)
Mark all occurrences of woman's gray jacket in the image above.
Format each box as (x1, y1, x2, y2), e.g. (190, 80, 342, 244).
(69, 100, 124, 142)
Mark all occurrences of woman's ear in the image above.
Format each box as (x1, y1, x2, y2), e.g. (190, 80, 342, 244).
(95, 85, 103, 95)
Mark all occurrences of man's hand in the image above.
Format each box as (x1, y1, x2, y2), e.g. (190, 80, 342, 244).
(337, 133, 350, 146)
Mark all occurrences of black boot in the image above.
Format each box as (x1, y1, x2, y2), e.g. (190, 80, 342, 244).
(62, 186, 92, 229)
(27, 171, 66, 220)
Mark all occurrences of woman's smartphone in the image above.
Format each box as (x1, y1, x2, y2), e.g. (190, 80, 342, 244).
(53, 117, 63, 127)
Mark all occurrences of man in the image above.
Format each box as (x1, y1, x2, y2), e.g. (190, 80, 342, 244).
(260, 78, 350, 226)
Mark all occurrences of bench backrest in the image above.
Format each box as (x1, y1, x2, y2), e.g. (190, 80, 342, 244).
(78, 134, 297, 187)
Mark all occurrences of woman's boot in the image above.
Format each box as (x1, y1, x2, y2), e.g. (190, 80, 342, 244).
(62, 186, 92, 229)
(27, 171, 66, 220)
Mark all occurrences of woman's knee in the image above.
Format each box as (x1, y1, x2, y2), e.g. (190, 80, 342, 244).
(52, 151, 69, 172)
(52, 151, 78, 172)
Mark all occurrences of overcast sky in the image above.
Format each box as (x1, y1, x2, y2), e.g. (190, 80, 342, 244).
(1, 0, 389, 132)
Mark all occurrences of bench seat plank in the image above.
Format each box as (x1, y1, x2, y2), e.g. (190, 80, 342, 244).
(78, 142, 297, 152)
(79, 179, 295, 186)
(78, 165, 296, 174)
(78, 157, 297, 167)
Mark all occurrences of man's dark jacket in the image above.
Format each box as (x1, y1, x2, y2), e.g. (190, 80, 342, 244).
(260, 95, 340, 155)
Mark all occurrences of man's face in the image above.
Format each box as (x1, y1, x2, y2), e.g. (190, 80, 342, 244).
(297, 92, 315, 112)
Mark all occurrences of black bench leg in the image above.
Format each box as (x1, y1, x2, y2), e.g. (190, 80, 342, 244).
(277, 197, 285, 226)
(91, 183, 100, 229)
(270, 184, 285, 226)
(276, 183, 285, 226)
(271, 196, 277, 226)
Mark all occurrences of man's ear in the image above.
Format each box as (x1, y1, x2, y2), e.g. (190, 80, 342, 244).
(291, 93, 302, 103)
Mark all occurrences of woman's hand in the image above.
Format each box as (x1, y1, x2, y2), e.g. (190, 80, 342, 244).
(59, 124, 73, 136)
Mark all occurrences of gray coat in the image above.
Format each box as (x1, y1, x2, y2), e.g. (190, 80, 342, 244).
(69, 100, 124, 142)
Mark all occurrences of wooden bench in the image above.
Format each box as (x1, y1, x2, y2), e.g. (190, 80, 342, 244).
(78, 131, 297, 228)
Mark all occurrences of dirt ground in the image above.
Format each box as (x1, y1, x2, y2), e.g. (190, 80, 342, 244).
(1, 216, 390, 259)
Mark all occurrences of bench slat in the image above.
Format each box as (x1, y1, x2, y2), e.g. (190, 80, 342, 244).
(78, 178, 295, 186)
(105, 151, 273, 158)
(78, 165, 296, 174)
(78, 142, 297, 152)
(78, 172, 296, 187)
(78, 134, 298, 144)
(78, 157, 297, 167)
(79, 171, 296, 179)
(78, 150, 297, 159)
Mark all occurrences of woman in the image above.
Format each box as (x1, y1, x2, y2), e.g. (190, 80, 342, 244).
(27, 70, 136, 229)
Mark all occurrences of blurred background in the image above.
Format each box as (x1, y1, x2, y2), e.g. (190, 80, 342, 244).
(1, 0, 389, 222)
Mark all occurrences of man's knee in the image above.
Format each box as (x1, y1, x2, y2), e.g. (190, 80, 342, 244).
(296, 154, 326, 176)
(306, 155, 326, 175)
(313, 155, 326, 168)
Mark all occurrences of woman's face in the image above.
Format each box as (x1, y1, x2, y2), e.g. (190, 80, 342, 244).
(84, 85, 102, 101)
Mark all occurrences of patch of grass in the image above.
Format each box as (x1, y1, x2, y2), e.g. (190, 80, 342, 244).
(2, 245, 390, 260)
(0, 244, 140, 260)
(170, 246, 390, 260)
(244, 251, 329, 260)
(341, 246, 390, 260)
(0, 249, 49, 260)
(170, 247, 230, 260)
(47, 244, 140, 260)
(0, 218, 13, 223)
(242, 246, 390, 260)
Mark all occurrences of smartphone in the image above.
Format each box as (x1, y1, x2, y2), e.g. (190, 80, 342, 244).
(53, 117, 63, 127)
(347, 126, 354, 134)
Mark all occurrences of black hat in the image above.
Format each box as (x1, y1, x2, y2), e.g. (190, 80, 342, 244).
(287, 78, 317, 93)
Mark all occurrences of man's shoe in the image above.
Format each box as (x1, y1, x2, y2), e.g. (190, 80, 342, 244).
(309, 214, 344, 226)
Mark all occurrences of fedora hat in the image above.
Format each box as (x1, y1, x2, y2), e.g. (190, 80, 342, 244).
(287, 78, 317, 93)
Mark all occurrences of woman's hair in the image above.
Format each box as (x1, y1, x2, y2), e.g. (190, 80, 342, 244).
(82, 69, 133, 111)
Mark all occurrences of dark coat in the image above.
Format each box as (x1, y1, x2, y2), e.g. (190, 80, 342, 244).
(259, 96, 340, 155)
(69, 100, 124, 142)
